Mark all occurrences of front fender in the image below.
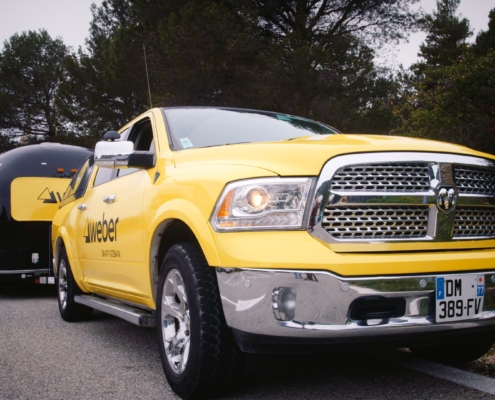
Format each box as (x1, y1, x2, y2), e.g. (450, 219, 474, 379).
(150, 199, 219, 266)
(54, 226, 88, 292)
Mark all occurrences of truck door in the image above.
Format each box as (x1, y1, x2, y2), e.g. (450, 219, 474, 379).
(77, 116, 156, 301)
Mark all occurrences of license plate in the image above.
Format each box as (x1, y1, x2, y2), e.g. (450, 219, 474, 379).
(435, 274, 485, 322)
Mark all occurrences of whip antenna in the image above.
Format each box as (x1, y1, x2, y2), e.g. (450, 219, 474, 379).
(143, 44, 152, 109)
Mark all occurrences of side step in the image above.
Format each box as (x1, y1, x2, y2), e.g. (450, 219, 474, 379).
(75, 295, 156, 328)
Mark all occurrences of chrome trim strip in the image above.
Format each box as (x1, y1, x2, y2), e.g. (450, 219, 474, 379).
(0, 269, 50, 275)
(308, 152, 495, 251)
(217, 268, 495, 339)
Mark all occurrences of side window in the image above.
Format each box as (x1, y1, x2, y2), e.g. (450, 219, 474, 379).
(117, 117, 155, 178)
(61, 156, 94, 206)
(131, 118, 154, 151)
(93, 166, 114, 186)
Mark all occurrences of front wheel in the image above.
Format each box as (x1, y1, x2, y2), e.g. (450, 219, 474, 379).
(156, 243, 245, 399)
(57, 248, 93, 322)
(410, 337, 495, 364)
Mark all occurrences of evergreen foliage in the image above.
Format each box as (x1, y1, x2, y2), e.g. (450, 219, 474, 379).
(0, 30, 69, 144)
(0, 1, 494, 155)
(395, 3, 495, 154)
(54, 0, 420, 137)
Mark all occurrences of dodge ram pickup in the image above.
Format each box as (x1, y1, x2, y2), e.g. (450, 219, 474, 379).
(52, 107, 495, 399)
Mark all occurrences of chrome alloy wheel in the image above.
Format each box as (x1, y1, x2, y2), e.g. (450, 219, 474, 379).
(161, 269, 191, 374)
(58, 259, 68, 310)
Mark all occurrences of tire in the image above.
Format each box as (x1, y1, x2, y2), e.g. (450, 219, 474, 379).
(156, 243, 245, 399)
(410, 337, 495, 364)
(57, 248, 93, 322)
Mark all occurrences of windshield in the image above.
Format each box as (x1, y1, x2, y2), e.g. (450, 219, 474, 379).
(163, 108, 339, 150)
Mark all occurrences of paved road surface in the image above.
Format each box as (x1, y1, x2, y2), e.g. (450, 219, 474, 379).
(1, 283, 494, 399)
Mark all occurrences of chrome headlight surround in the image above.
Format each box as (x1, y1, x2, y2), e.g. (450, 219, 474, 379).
(210, 177, 315, 231)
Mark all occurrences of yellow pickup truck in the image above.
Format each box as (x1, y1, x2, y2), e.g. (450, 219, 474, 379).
(52, 107, 495, 399)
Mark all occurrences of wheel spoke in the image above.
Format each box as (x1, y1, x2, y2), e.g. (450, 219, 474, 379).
(58, 261, 68, 307)
(172, 274, 188, 312)
(162, 299, 182, 320)
(180, 337, 190, 370)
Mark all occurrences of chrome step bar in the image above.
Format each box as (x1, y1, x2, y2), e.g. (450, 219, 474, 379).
(75, 295, 155, 328)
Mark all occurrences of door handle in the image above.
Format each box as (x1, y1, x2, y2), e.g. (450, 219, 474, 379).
(103, 195, 116, 204)
(77, 204, 87, 211)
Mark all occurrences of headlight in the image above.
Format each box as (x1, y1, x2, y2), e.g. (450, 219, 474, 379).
(211, 178, 314, 231)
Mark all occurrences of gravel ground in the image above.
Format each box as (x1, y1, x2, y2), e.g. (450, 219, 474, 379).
(463, 345, 495, 378)
(1, 282, 495, 400)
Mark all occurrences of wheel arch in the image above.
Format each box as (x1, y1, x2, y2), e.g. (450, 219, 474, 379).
(149, 206, 220, 303)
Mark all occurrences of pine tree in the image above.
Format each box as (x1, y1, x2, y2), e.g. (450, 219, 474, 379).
(0, 30, 70, 142)
(412, 0, 471, 76)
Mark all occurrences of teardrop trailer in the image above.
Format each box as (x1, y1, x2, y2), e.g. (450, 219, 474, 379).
(0, 143, 92, 283)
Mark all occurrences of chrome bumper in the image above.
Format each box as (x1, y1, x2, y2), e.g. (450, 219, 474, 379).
(216, 268, 495, 339)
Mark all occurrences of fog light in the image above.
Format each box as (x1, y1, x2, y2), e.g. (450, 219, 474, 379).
(272, 287, 297, 321)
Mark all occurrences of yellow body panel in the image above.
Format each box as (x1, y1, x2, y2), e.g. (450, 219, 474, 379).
(11, 177, 70, 221)
(51, 108, 495, 310)
(211, 230, 495, 275)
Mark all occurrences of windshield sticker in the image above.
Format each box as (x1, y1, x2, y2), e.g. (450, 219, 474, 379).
(180, 137, 194, 148)
(276, 115, 291, 121)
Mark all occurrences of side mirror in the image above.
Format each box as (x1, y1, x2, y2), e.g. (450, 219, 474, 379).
(95, 141, 155, 170)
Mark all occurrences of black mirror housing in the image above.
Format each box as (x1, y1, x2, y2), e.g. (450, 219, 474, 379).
(128, 151, 155, 169)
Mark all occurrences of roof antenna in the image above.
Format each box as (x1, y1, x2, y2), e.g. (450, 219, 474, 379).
(143, 44, 153, 109)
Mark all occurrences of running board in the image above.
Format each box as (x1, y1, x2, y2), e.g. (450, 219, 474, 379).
(75, 295, 155, 328)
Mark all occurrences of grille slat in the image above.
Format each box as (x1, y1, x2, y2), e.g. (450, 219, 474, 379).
(331, 163, 430, 192)
(322, 206, 429, 240)
(454, 207, 495, 238)
(454, 165, 495, 196)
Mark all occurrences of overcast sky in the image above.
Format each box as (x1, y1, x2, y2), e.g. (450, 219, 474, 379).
(0, 0, 493, 68)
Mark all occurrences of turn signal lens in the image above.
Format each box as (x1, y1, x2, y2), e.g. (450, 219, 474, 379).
(217, 190, 233, 218)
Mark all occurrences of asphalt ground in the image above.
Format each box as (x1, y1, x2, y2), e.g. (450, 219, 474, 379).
(1, 282, 495, 400)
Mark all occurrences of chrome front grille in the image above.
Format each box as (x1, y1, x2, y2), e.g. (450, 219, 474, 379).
(310, 152, 495, 250)
(454, 206, 495, 238)
(454, 165, 495, 196)
(322, 206, 429, 239)
(331, 163, 430, 192)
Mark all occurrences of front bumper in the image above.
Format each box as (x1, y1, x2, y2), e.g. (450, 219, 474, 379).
(216, 268, 495, 350)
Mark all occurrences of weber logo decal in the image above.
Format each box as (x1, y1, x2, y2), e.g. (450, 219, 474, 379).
(84, 214, 119, 243)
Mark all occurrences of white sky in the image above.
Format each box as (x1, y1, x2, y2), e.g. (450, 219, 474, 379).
(0, 0, 98, 51)
(393, 0, 495, 68)
(0, 0, 493, 68)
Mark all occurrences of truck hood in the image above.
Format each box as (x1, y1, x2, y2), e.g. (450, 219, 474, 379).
(173, 134, 493, 176)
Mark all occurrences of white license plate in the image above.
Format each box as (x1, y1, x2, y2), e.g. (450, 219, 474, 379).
(435, 274, 485, 322)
